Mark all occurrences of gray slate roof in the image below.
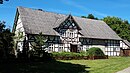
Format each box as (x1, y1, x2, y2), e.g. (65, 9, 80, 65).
(16, 6, 121, 40)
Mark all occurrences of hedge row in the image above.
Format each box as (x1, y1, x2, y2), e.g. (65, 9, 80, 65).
(52, 52, 87, 60)
(51, 47, 107, 60)
(51, 52, 108, 60)
(52, 52, 88, 58)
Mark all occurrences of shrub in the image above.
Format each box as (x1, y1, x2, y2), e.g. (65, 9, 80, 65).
(79, 51, 88, 56)
(52, 52, 90, 60)
(52, 52, 86, 57)
(87, 47, 105, 56)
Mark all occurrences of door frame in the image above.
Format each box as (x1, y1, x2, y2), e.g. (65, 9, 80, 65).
(70, 44, 78, 52)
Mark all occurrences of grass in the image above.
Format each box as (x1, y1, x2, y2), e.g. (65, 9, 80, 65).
(61, 57, 130, 73)
(0, 59, 87, 73)
(0, 57, 130, 73)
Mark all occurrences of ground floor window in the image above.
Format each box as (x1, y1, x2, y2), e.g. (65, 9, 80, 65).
(105, 40, 120, 56)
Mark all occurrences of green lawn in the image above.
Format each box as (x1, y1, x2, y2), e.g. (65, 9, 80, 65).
(0, 59, 86, 73)
(0, 57, 130, 73)
(61, 57, 130, 73)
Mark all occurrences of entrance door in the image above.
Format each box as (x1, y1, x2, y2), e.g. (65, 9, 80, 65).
(70, 44, 77, 52)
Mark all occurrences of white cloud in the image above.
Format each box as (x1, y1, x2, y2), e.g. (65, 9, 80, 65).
(61, 0, 108, 17)
(45, 8, 85, 16)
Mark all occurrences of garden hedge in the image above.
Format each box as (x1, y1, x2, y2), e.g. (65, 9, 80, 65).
(52, 52, 88, 60)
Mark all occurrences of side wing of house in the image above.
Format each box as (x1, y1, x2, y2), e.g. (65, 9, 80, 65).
(79, 38, 120, 56)
(120, 40, 130, 49)
(120, 40, 130, 56)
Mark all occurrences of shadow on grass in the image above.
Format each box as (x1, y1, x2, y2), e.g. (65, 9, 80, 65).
(0, 60, 90, 73)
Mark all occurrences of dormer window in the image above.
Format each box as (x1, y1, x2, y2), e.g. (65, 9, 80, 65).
(69, 25, 72, 28)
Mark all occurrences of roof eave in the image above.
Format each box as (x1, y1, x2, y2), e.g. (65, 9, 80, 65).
(80, 36, 122, 41)
(25, 33, 60, 37)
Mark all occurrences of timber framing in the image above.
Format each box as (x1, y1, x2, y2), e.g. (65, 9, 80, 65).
(13, 6, 125, 56)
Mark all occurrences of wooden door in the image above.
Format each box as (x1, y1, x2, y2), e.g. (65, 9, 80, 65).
(70, 44, 77, 52)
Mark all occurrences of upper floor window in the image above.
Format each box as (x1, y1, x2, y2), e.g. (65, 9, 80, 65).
(69, 32, 75, 38)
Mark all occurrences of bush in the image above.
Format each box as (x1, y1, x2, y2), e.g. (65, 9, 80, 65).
(79, 51, 88, 56)
(87, 47, 105, 56)
(51, 52, 93, 60)
(52, 52, 84, 57)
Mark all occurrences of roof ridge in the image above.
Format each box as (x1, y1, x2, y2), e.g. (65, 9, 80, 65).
(18, 6, 69, 16)
(17, 6, 104, 23)
(73, 15, 105, 23)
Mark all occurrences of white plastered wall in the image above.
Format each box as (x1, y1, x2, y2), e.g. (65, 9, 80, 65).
(14, 15, 26, 54)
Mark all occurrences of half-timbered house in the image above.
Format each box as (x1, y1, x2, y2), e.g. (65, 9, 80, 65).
(13, 7, 125, 56)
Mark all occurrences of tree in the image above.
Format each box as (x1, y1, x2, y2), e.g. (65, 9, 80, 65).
(87, 14, 95, 19)
(102, 16, 130, 41)
(0, 0, 9, 4)
(81, 14, 98, 20)
(81, 16, 87, 18)
(30, 32, 47, 58)
(0, 21, 14, 59)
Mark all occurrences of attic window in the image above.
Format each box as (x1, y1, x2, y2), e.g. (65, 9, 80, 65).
(72, 23, 75, 26)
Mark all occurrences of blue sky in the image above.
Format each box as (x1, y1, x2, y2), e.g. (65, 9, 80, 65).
(0, 0, 130, 29)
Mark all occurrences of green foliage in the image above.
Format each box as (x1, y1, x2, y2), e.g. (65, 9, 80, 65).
(62, 57, 130, 73)
(87, 47, 105, 56)
(87, 14, 95, 19)
(29, 32, 47, 58)
(1, 57, 130, 73)
(0, 21, 14, 58)
(81, 14, 98, 20)
(81, 16, 87, 18)
(102, 16, 130, 41)
(35, 32, 46, 47)
(13, 31, 25, 50)
(30, 32, 46, 51)
(87, 14, 98, 20)
(79, 51, 88, 56)
(52, 52, 87, 57)
(0, 0, 9, 4)
(0, 60, 86, 73)
(17, 32, 24, 40)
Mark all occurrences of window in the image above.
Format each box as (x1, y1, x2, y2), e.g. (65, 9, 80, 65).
(105, 40, 120, 56)
(64, 32, 66, 37)
(58, 44, 63, 52)
(48, 44, 54, 52)
(67, 32, 69, 37)
(72, 23, 75, 26)
(67, 21, 71, 26)
(69, 25, 72, 28)
(72, 33, 73, 37)
(69, 33, 71, 37)
(48, 47, 52, 51)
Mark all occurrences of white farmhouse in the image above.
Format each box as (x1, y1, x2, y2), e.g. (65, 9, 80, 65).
(12, 7, 129, 56)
